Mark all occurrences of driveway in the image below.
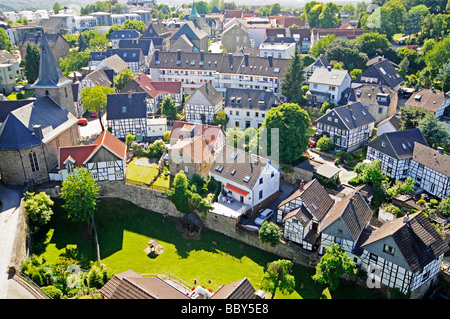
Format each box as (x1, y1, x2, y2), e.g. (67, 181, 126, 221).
(78, 113, 105, 141)
(308, 149, 357, 184)
(0, 183, 35, 299)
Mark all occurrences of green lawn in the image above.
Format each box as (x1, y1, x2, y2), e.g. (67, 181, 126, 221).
(31, 198, 382, 299)
(126, 157, 159, 183)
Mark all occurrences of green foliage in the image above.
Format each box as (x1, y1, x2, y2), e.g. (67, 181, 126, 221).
(24, 42, 40, 84)
(387, 177, 415, 196)
(418, 112, 449, 148)
(310, 34, 337, 57)
(24, 191, 54, 232)
(122, 19, 147, 34)
(42, 285, 63, 299)
(0, 28, 13, 53)
(439, 196, 450, 216)
(258, 221, 281, 247)
(188, 193, 212, 220)
(114, 68, 136, 91)
(59, 50, 91, 77)
(281, 46, 305, 103)
(166, 170, 190, 213)
(61, 167, 100, 224)
(53, 2, 62, 14)
(350, 69, 363, 80)
(429, 198, 439, 207)
(213, 111, 229, 127)
(324, 38, 368, 71)
(161, 96, 177, 119)
(87, 265, 105, 289)
(147, 139, 167, 158)
(312, 242, 356, 291)
(316, 136, 332, 152)
(354, 160, 387, 187)
(80, 85, 115, 131)
(163, 131, 170, 141)
(260, 103, 310, 164)
(400, 106, 429, 130)
(301, 1, 340, 29)
(126, 134, 135, 147)
(260, 259, 296, 299)
(417, 198, 426, 206)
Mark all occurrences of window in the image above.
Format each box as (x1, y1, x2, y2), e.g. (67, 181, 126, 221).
(259, 190, 263, 199)
(122, 106, 127, 113)
(271, 171, 274, 178)
(383, 244, 395, 255)
(259, 177, 263, 184)
(369, 253, 378, 262)
(430, 183, 435, 193)
(29, 151, 39, 172)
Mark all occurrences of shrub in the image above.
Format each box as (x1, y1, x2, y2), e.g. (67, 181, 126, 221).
(42, 286, 63, 299)
(429, 199, 438, 208)
(417, 199, 426, 206)
(316, 136, 332, 152)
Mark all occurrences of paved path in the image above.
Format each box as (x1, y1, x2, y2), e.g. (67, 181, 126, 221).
(0, 183, 35, 299)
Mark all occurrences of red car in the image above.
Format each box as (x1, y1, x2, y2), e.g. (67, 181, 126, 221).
(90, 111, 98, 118)
(309, 138, 316, 147)
(77, 118, 88, 126)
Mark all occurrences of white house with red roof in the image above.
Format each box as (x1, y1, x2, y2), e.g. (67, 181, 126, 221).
(49, 130, 127, 182)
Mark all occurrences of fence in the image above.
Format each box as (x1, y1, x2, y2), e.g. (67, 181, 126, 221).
(125, 178, 170, 193)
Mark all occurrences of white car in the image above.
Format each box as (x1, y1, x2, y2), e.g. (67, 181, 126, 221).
(254, 209, 274, 226)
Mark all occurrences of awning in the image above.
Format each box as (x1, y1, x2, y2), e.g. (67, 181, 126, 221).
(225, 184, 249, 197)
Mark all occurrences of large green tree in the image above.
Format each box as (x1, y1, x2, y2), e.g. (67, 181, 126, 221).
(80, 86, 115, 132)
(312, 242, 357, 291)
(260, 259, 296, 299)
(258, 221, 281, 247)
(61, 167, 100, 225)
(114, 68, 136, 91)
(281, 46, 304, 104)
(24, 42, 40, 84)
(166, 170, 190, 213)
(324, 38, 368, 71)
(400, 105, 429, 129)
(0, 28, 13, 53)
(24, 191, 54, 232)
(260, 103, 310, 164)
(418, 112, 449, 148)
(161, 96, 177, 119)
(354, 32, 390, 57)
(59, 50, 90, 77)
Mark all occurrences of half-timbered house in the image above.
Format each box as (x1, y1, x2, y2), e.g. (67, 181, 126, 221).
(184, 82, 223, 124)
(49, 130, 126, 182)
(278, 179, 335, 251)
(366, 129, 428, 180)
(315, 102, 376, 152)
(408, 143, 450, 199)
(360, 212, 449, 297)
(106, 92, 148, 141)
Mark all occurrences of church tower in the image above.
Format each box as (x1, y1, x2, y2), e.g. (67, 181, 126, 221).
(31, 34, 77, 116)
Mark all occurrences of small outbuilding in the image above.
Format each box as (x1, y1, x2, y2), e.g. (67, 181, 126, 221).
(181, 213, 204, 236)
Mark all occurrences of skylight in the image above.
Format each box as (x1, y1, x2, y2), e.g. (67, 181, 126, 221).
(243, 175, 251, 183)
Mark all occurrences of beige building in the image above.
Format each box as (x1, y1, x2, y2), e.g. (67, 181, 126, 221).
(221, 23, 250, 54)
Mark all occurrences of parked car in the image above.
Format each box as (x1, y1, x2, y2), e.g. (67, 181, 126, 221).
(254, 209, 274, 226)
(90, 111, 98, 118)
(309, 138, 316, 147)
(77, 118, 88, 126)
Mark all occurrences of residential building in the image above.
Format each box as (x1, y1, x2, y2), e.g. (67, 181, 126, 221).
(303, 54, 329, 80)
(90, 49, 145, 74)
(49, 130, 126, 182)
(140, 23, 172, 51)
(315, 102, 376, 152)
(224, 88, 279, 129)
(310, 28, 370, 47)
(366, 128, 428, 180)
(94, 54, 129, 76)
(185, 82, 223, 124)
(111, 30, 141, 49)
(345, 83, 398, 124)
(147, 117, 168, 140)
(259, 40, 296, 59)
(40, 17, 70, 35)
(289, 28, 312, 53)
(106, 92, 148, 140)
(148, 50, 289, 98)
(118, 38, 155, 68)
(360, 212, 449, 297)
(376, 115, 402, 136)
(408, 143, 450, 199)
(170, 21, 208, 52)
(269, 15, 306, 28)
(319, 189, 373, 264)
(278, 179, 335, 251)
(355, 58, 404, 92)
(306, 66, 352, 106)
(223, 18, 276, 48)
(73, 16, 97, 32)
(224, 10, 243, 24)
(0, 50, 21, 95)
(209, 145, 281, 217)
(221, 23, 250, 54)
(6, 25, 44, 46)
(404, 88, 450, 117)
(19, 32, 69, 61)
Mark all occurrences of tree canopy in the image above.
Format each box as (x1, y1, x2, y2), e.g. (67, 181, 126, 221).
(260, 259, 296, 299)
(281, 46, 305, 104)
(80, 86, 115, 132)
(24, 42, 40, 84)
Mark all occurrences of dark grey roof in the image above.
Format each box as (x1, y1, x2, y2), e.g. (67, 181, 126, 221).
(195, 82, 223, 106)
(304, 54, 329, 71)
(110, 29, 140, 40)
(357, 59, 404, 89)
(106, 92, 147, 120)
(0, 99, 32, 123)
(31, 34, 72, 89)
(141, 23, 171, 38)
(348, 83, 395, 106)
(150, 51, 289, 78)
(225, 88, 279, 111)
(118, 39, 153, 56)
(315, 102, 375, 131)
(368, 128, 428, 160)
(20, 32, 63, 48)
(0, 96, 77, 150)
(377, 115, 402, 130)
(91, 48, 144, 63)
(171, 21, 208, 43)
(263, 37, 296, 44)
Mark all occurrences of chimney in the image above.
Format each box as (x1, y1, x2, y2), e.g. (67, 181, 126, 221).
(33, 124, 43, 140)
(200, 50, 204, 64)
(228, 53, 233, 68)
(378, 57, 382, 61)
(437, 147, 444, 154)
(154, 49, 160, 64)
(327, 65, 331, 71)
(299, 180, 304, 191)
(347, 103, 351, 110)
(268, 55, 273, 67)
(244, 53, 249, 66)
(128, 91, 132, 98)
(177, 49, 181, 63)
(404, 212, 410, 225)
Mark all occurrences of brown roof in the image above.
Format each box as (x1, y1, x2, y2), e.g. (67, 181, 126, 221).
(211, 278, 258, 299)
(168, 135, 214, 163)
(412, 142, 450, 176)
(362, 212, 449, 272)
(377, 115, 402, 131)
(405, 89, 450, 113)
(169, 120, 225, 149)
(99, 270, 190, 299)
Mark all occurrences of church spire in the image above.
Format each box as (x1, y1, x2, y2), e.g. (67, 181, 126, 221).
(31, 33, 72, 89)
(189, 0, 200, 18)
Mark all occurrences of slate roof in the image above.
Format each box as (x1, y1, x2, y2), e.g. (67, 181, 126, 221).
(405, 88, 450, 113)
(225, 88, 279, 111)
(193, 82, 223, 106)
(84, 67, 113, 87)
(357, 59, 404, 89)
(97, 54, 129, 74)
(141, 23, 171, 38)
(347, 83, 395, 106)
(320, 190, 373, 242)
(368, 128, 428, 160)
(91, 48, 144, 63)
(211, 278, 258, 299)
(171, 21, 208, 43)
(118, 38, 153, 56)
(0, 96, 77, 150)
(110, 29, 140, 40)
(412, 142, 450, 176)
(106, 92, 147, 121)
(315, 102, 375, 131)
(377, 115, 402, 131)
(0, 49, 17, 63)
(150, 50, 290, 79)
(304, 54, 329, 71)
(0, 99, 33, 123)
(361, 212, 449, 272)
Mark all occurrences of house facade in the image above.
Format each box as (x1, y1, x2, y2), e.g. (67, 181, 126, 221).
(315, 102, 376, 152)
(376, 115, 402, 136)
(49, 130, 126, 182)
(306, 66, 351, 106)
(0, 50, 21, 95)
(404, 88, 450, 117)
(110, 30, 141, 49)
(185, 82, 223, 124)
(221, 23, 250, 54)
(355, 58, 404, 92)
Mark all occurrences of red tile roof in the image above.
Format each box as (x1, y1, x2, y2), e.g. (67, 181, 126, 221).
(170, 120, 224, 148)
(134, 73, 182, 98)
(59, 145, 97, 169)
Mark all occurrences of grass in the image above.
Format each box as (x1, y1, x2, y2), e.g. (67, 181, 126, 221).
(126, 157, 159, 183)
(31, 198, 382, 299)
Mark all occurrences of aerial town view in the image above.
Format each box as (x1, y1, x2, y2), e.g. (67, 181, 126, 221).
(0, 0, 449, 309)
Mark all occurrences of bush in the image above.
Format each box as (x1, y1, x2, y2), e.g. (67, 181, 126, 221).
(316, 136, 332, 152)
(42, 285, 63, 299)
(429, 199, 438, 208)
(417, 199, 426, 207)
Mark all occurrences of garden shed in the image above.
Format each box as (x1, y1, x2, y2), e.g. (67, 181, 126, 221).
(181, 213, 204, 236)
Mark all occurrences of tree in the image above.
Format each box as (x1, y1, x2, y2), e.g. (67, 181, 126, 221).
(312, 242, 356, 291)
(259, 221, 281, 247)
(388, 177, 415, 196)
(122, 19, 147, 33)
(301, 1, 340, 29)
(310, 34, 337, 57)
(213, 111, 229, 127)
(439, 196, 450, 216)
(418, 112, 449, 148)
(260, 103, 310, 164)
(260, 259, 296, 299)
(59, 50, 90, 77)
(60, 167, 100, 224)
(24, 191, 54, 232)
(350, 69, 363, 80)
(354, 160, 386, 187)
(379, 0, 407, 40)
(404, 4, 430, 36)
(354, 32, 390, 57)
(316, 136, 332, 152)
(161, 96, 177, 119)
(53, 2, 62, 14)
(400, 105, 429, 129)
(281, 46, 304, 104)
(324, 38, 368, 71)
(80, 86, 115, 132)
(24, 42, 40, 84)
(0, 28, 13, 53)
(424, 31, 450, 77)
(166, 170, 190, 213)
(188, 193, 212, 219)
(437, 59, 450, 92)
(114, 68, 135, 91)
